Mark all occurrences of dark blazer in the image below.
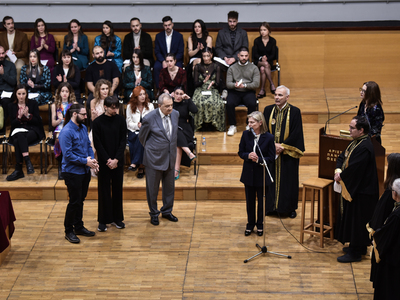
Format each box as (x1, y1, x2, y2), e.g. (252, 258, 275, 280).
(154, 30, 184, 65)
(52, 64, 81, 100)
(252, 36, 277, 66)
(238, 130, 275, 187)
(8, 99, 45, 140)
(0, 30, 29, 64)
(215, 27, 248, 61)
(139, 108, 179, 171)
(123, 30, 154, 66)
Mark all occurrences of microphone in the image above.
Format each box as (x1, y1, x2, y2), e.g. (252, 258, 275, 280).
(250, 127, 257, 138)
(324, 106, 357, 135)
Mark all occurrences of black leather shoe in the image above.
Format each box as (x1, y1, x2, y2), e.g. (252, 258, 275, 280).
(75, 227, 95, 237)
(244, 230, 252, 236)
(137, 168, 145, 178)
(337, 253, 362, 263)
(342, 246, 367, 255)
(128, 165, 138, 171)
(6, 169, 25, 181)
(65, 232, 80, 243)
(162, 213, 178, 222)
(257, 230, 263, 236)
(289, 211, 297, 218)
(150, 215, 159, 226)
(24, 156, 34, 174)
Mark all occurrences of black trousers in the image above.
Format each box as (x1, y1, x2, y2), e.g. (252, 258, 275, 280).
(11, 130, 39, 164)
(63, 171, 91, 233)
(226, 90, 257, 126)
(97, 164, 124, 224)
(245, 185, 264, 230)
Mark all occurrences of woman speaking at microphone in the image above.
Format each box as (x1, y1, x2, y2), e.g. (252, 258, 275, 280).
(238, 111, 275, 236)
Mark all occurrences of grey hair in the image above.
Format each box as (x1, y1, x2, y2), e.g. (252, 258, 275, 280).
(158, 92, 172, 105)
(277, 85, 290, 96)
(393, 178, 400, 195)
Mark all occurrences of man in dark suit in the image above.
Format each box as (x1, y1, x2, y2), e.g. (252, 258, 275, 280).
(215, 11, 249, 68)
(139, 93, 179, 226)
(122, 18, 154, 67)
(154, 16, 184, 88)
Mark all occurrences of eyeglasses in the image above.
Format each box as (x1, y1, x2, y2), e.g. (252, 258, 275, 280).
(359, 88, 367, 93)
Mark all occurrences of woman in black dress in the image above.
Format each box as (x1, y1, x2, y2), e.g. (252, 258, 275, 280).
(172, 86, 198, 180)
(252, 22, 277, 98)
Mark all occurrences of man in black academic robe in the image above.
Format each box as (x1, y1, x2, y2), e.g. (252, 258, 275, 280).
(92, 96, 127, 232)
(334, 115, 379, 263)
(263, 85, 305, 218)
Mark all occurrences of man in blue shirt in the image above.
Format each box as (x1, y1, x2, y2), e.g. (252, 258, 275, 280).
(59, 103, 99, 243)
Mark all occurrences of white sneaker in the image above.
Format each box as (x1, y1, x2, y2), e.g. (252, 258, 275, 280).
(227, 125, 237, 136)
(246, 125, 250, 131)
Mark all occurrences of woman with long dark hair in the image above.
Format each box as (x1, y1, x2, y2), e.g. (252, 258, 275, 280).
(94, 20, 123, 72)
(63, 19, 89, 70)
(30, 18, 56, 76)
(52, 49, 81, 102)
(159, 53, 187, 94)
(122, 49, 153, 101)
(20, 50, 52, 105)
(357, 81, 384, 143)
(6, 84, 45, 181)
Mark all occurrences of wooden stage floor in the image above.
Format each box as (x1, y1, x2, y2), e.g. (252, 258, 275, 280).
(1, 199, 374, 299)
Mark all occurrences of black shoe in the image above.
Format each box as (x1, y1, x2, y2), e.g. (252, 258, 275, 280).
(337, 253, 362, 263)
(98, 223, 107, 232)
(137, 168, 145, 178)
(162, 213, 178, 222)
(58, 162, 64, 179)
(342, 246, 367, 255)
(257, 230, 263, 236)
(151, 215, 159, 226)
(111, 221, 125, 229)
(128, 165, 137, 171)
(24, 156, 34, 174)
(289, 211, 297, 218)
(65, 232, 80, 243)
(74, 227, 95, 237)
(6, 169, 25, 181)
(244, 230, 252, 236)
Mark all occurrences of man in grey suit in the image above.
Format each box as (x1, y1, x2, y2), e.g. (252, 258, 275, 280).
(215, 11, 249, 67)
(139, 93, 179, 225)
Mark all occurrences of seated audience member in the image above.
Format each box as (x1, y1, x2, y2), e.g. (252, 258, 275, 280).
(63, 19, 89, 70)
(20, 49, 52, 106)
(154, 16, 184, 89)
(159, 53, 186, 95)
(226, 47, 260, 136)
(122, 49, 153, 102)
(357, 81, 384, 144)
(370, 177, 400, 299)
(172, 86, 197, 180)
(192, 47, 224, 132)
(6, 84, 45, 181)
(126, 86, 154, 178)
(51, 82, 76, 179)
(30, 18, 56, 77)
(0, 45, 17, 122)
(215, 11, 248, 69)
(94, 20, 123, 73)
(85, 46, 120, 101)
(252, 22, 277, 98)
(53, 50, 81, 103)
(123, 18, 154, 67)
(186, 19, 213, 96)
(0, 16, 29, 82)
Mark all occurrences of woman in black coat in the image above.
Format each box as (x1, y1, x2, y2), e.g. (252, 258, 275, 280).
(6, 84, 45, 181)
(238, 111, 275, 236)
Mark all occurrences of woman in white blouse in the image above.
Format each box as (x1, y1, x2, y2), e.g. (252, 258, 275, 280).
(126, 86, 154, 178)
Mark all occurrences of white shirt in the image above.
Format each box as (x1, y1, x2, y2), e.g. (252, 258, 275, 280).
(126, 103, 154, 132)
(159, 108, 171, 134)
(165, 30, 173, 53)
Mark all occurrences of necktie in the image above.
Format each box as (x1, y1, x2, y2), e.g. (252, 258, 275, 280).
(164, 115, 170, 139)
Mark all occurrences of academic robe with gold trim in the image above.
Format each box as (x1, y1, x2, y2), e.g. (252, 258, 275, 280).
(263, 103, 305, 214)
(335, 136, 379, 246)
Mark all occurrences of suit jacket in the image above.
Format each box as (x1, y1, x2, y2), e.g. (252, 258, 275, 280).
(215, 27, 248, 61)
(154, 30, 184, 65)
(0, 30, 29, 64)
(123, 30, 154, 66)
(238, 130, 275, 187)
(139, 108, 179, 171)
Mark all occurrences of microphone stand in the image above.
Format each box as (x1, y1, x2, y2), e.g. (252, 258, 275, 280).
(244, 131, 292, 263)
(324, 106, 357, 135)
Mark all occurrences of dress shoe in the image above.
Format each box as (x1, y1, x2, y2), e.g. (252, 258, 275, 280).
(244, 230, 252, 236)
(24, 156, 34, 174)
(289, 211, 297, 218)
(150, 215, 159, 226)
(128, 165, 137, 171)
(257, 230, 263, 236)
(162, 213, 178, 222)
(75, 227, 95, 237)
(137, 168, 145, 179)
(65, 232, 80, 243)
(337, 253, 362, 263)
(6, 169, 25, 181)
(342, 246, 367, 255)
